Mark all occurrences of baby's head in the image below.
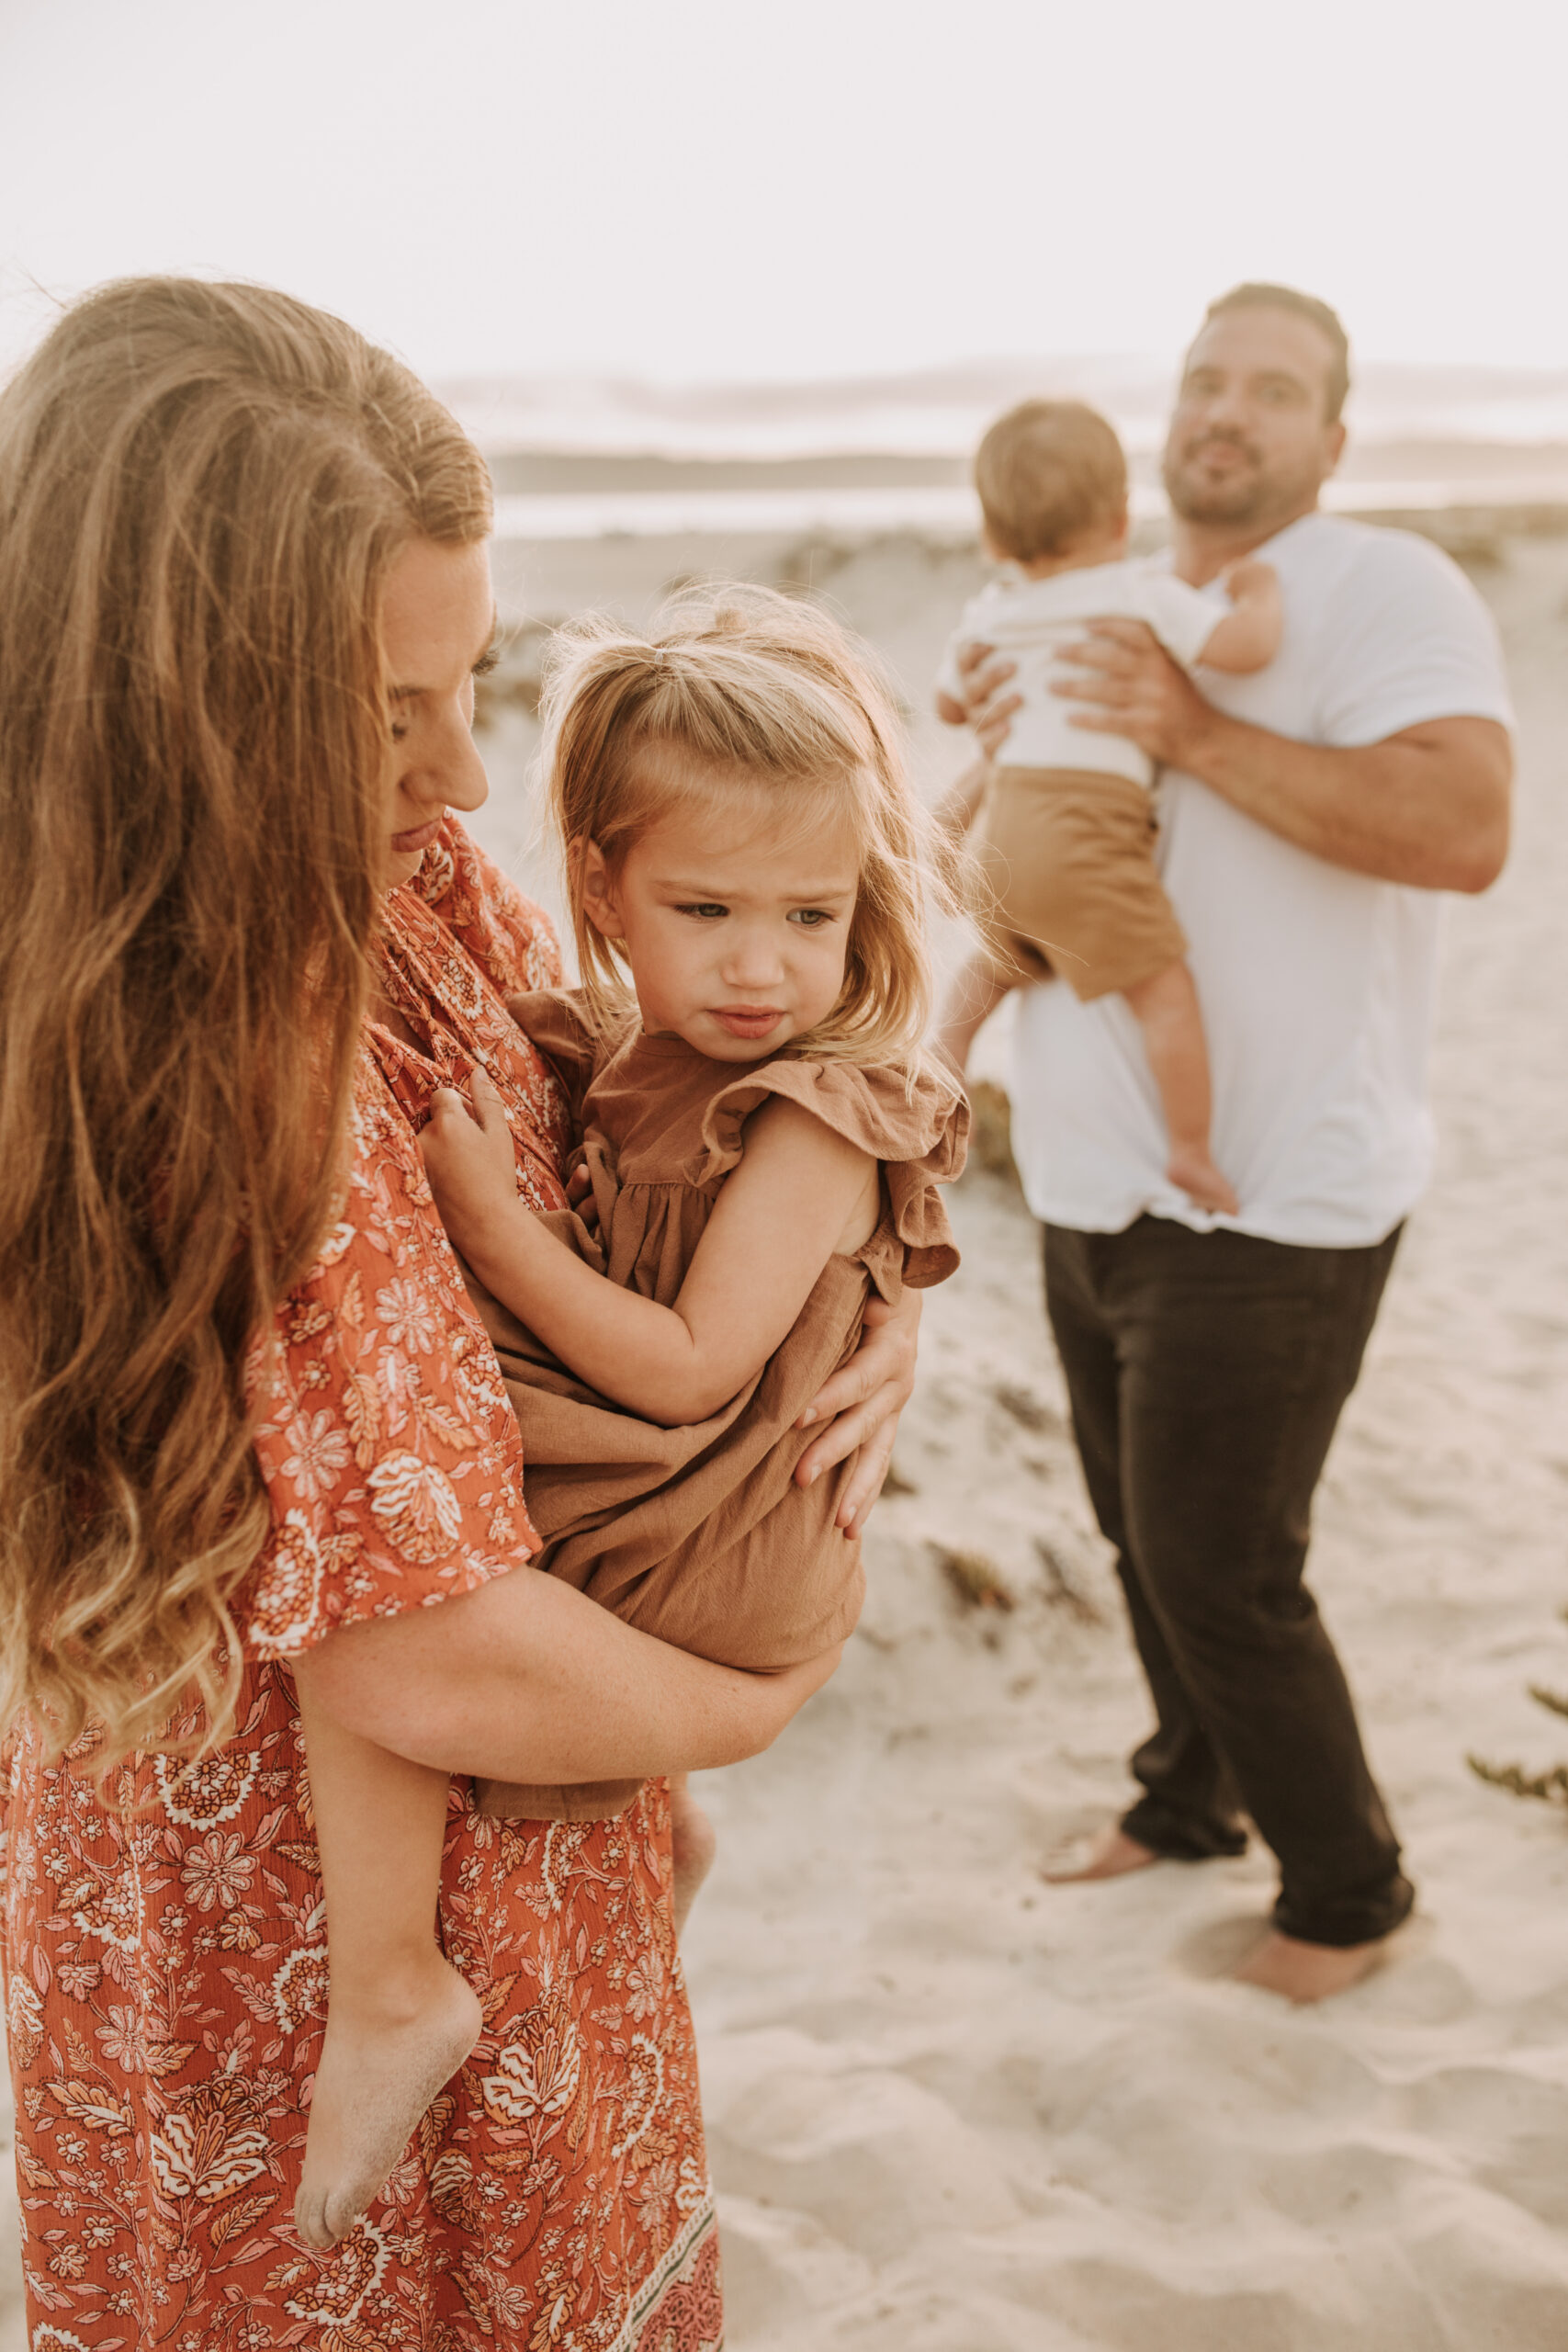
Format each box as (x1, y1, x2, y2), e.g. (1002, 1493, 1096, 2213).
(540, 585, 940, 1067)
(975, 400, 1129, 570)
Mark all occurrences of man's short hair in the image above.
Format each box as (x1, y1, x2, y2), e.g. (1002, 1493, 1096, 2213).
(1198, 283, 1351, 423)
(974, 400, 1127, 564)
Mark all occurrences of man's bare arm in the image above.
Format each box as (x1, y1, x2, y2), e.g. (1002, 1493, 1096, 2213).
(1052, 619, 1511, 892)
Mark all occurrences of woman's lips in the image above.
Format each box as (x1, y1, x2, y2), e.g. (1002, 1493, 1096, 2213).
(711, 1007, 784, 1037)
(390, 814, 443, 855)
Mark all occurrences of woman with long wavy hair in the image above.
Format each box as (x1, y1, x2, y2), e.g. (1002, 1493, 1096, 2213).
(0, 276, 917, 2350)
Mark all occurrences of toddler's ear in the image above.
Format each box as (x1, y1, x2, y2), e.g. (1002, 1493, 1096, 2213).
(577, 838, 623, 937)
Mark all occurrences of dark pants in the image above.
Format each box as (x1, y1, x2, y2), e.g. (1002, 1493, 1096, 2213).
(1043, 1215, 1415, 1948)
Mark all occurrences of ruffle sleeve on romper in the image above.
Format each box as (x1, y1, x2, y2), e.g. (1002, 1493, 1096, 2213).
(689, 1055, 968, 1297)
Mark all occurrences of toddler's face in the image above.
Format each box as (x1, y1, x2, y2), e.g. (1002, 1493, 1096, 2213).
(582, 783, 861, 1061)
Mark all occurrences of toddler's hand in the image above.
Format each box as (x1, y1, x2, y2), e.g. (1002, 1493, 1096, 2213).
(421, 1066, 518, 1249)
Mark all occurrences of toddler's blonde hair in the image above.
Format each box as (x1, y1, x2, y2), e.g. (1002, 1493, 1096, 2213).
(539, 584, 949, 1068)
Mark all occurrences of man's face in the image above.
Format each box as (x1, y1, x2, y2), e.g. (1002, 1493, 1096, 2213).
(1162, 306, 1347, 531)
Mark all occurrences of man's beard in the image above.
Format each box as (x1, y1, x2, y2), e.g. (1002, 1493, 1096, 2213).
(1162, 431, 1322, 528)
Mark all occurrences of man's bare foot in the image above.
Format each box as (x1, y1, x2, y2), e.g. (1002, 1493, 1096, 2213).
(295, 1959, 480, 2249)
(669, 1784, 717, 1939)
(1168, 1145, 1240, 1218)
(1233, 1928, 1393, 2004)
(1042, 1826, 1160, 1883)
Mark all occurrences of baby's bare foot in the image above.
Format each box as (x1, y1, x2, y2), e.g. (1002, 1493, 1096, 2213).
(1168, 1145, 1240, 1218)
(295, 1960, 480, 2249)
(1042, 1826, 1160, 1884)
(669, 1788, 717, 1939)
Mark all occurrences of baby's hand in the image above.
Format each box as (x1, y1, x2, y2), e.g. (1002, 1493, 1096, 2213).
(1223, 558, 1278, 603)
(420, 1065, 518, 1249)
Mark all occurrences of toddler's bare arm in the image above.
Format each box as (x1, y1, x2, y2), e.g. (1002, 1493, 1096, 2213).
(421, 1071, 876, 1427)
(1197, 559, 1282, 673)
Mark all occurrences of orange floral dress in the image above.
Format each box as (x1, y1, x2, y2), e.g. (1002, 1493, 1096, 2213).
(1, 821, 723, 2352)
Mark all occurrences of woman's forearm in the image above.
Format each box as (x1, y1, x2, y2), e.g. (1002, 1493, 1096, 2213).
(291, 1565, 840, 1782)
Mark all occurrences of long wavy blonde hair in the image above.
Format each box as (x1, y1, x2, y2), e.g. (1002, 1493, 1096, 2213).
(0, 277, 492, 1768)
(539, 584, 954, 1067)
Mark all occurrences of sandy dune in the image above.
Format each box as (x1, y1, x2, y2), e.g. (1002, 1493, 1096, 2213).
(2, 524, 1563, 2348)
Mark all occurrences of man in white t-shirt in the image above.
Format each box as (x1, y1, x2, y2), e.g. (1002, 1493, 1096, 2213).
(955, 284, 1513, 2001)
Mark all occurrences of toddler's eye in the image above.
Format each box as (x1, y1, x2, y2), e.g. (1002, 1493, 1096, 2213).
(676, 902, 729, 921)
(390, 718, 411, 743)
(789, 908, 835, 928)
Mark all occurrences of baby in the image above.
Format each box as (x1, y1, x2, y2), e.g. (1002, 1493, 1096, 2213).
(293, 586, 966, 2249)
(934, 398, 1283, 1216)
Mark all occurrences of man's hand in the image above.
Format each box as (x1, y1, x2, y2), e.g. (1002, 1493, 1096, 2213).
(795, 1291, 920, 1537)
(952, 638, 1023, 762)
(1050, 624, 1510, 890)
(1051, 617, 1217, 769)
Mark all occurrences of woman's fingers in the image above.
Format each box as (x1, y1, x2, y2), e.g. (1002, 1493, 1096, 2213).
(835, 1412, 897, 1536)
(794, 1293, 919, 1498)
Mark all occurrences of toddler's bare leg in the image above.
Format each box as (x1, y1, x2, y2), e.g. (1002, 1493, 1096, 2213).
(292, 1679, 481, 2250)
(668, 1772, 717, 1939)
(1122, 959, 1239, 1216)
(935, 949, 1016, 1078)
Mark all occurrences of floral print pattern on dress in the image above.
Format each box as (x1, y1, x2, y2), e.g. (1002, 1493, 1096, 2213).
(1, 820, 721, 2350)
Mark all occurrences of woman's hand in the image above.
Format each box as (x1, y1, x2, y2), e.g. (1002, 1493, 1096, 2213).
(795, 1289, 920, 1536)
(953, 637, 1022, 762)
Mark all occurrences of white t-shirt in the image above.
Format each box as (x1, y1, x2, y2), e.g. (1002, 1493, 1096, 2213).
(936, 558, 1229, 786)
(1009, 513, 1514, 1247)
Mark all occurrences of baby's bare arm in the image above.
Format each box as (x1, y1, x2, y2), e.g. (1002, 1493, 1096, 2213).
(421, 1073, 875, 1427)
(1197, 559, 1283, 674)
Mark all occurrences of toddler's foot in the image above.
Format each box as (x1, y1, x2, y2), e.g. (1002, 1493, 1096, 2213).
(669, 1785, 717, 1939)
(1168, 1145, 1239, 1218)
(295, 1958, 480, 2249)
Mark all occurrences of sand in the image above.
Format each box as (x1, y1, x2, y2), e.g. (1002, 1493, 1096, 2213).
(2, 519, 1563, 2348)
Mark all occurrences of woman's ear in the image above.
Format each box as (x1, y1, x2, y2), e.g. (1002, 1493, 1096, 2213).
(578, 839, 624, 939)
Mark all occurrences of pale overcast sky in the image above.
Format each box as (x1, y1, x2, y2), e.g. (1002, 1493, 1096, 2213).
(2, 0, 1564, 386)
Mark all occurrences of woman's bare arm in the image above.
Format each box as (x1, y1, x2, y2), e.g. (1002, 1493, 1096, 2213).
(292, 1564, 840, 1782)
(423, 1076, 876, 1425)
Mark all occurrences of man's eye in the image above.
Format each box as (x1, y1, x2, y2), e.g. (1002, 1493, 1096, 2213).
(677, 902, 728, 920)
(390, 718, 411, 743)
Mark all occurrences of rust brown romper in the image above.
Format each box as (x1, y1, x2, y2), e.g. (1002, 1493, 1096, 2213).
(470, 990, 968, 1820)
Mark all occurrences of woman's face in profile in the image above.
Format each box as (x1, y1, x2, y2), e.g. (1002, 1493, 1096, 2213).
(378, 537, 497, 890)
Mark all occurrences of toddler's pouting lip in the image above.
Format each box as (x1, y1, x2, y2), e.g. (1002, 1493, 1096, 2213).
(708, 1005, 786, 1040)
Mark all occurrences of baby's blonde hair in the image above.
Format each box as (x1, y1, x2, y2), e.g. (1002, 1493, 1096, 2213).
(539, 584, 949, 1068)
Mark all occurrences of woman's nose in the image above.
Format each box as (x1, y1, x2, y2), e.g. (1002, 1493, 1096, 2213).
(424, 701, 490, 814)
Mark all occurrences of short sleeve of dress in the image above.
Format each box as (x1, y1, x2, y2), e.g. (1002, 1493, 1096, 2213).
(410, 816, 567, 997)
(239, 1051, 543, 1659)
(693, 1057, 970, 1288)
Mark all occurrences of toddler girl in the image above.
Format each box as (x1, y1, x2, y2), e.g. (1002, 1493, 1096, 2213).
(294, 586, 967, 2248)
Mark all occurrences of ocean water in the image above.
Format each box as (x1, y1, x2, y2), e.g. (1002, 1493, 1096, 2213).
(452, 357, 1568, 542)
